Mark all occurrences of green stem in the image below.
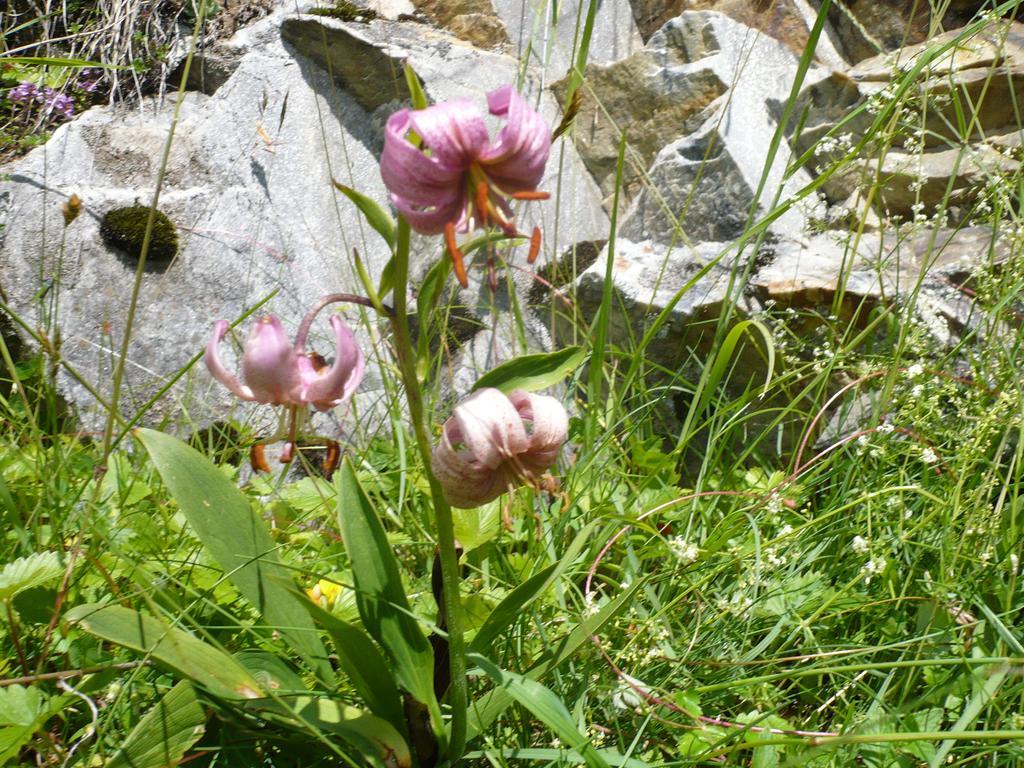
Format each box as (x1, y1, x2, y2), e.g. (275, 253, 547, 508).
(389, 218, 468, 763)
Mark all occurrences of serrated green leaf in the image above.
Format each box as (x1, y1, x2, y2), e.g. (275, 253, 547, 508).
(472, 346, 585, 394)
(134, 428, 330, 682)
(65, 603, 264, 701)
(332, 180, 396, 250)
(0, 552, 63, 602)
(106, 681, 206, 768)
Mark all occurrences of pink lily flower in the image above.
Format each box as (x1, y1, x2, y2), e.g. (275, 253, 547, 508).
(205, 313, 364, 412)
(431, 388, 568, 509)
(380, 85, 552, 286)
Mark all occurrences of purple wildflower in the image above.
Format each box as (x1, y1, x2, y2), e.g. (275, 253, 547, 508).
(44, 91, 74, 121)
(7, 82, 40, 105)
(77, 68, 102, 93)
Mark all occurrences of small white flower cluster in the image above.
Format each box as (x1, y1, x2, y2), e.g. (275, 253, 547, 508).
(667, 536, 699, 565)
(861, 556, 887, 584)
(851, 535, 870, 554)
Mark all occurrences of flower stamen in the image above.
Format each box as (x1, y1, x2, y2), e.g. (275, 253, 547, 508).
(445, 221, 469, 288)
(528, 226, 542, 264)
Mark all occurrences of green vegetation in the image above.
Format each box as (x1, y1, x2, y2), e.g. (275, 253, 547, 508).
(1, 3, 1024, 768)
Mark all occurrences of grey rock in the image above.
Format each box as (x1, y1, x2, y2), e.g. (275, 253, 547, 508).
(790, 21, 1024, 221)
(628, 0, 846, 68)
(493, 0, 643, 76)
(618, 12, 824, 246)
(0, 10, 607, 435)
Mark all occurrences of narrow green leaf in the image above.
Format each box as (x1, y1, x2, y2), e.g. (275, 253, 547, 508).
(470, 520, 598, 654)
(65, 603, 264, 701)
(467, 581, 644, 739)
(470, 655, 611, 768)
(403, 62, 429, 110)
(332, 180, 396, 250)
(467, 748, 649, 766)
(472, 346, 585, 394)
(135, 428, 330, 681)
(299, 596, 406, 733)
(107, 681, 206, 768)
(2, 56, 129, 69)
(335, 459, 440, 730)
(693, 320, 775, 418)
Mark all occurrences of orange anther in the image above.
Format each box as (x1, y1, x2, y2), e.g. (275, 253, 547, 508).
(445, 222, 469, 288)
(475, 181, 490, 225)
(511, 190, 550, 201)
(527, 226, 542, 264)
(250, 444, 272, 473)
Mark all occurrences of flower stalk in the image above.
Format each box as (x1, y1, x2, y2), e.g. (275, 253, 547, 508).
(388, 218, 468, 761)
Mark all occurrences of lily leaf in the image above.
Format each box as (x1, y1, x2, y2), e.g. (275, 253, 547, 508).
(135, 428, 330, 682)
(332, 180, 396, 250)
(107, 681, 206, 768)
(472, 346, 585, 394)
(65, 603, 264, 701)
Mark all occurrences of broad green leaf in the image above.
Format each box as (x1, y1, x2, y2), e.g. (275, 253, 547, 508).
(290, 697, 411, 768)
(300, 595, 406, 733)
(0, 685, 48, 764)
(236, 651, 309, 695)
(470, 655, 611, 768)
(0, 552, 63, 602)
(134, 428, 330, 681)
(335, 458, 441, 738)
(469, 520, 598, 655)
(471, 346, 585, 394)
(332, 180, 396, 250)
(452, 500, 501, 553)
(467, 580, 644, 739)
(65, 603, 264, 701)
(107, 681, 206, 768)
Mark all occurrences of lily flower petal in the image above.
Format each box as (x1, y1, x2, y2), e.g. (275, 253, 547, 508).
(240, 315, 301, 404)
(380, 85, 552, 238)
(204, 320, 256, 401)
(508, 389, 568, 474)
(432, 388, 567, 508)
(478, 86, 552, 193)
(299, 315, 366, 411)
(453, 388, 529, 469)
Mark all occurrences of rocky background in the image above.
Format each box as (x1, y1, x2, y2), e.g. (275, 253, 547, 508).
(0, 0, 1018, 442)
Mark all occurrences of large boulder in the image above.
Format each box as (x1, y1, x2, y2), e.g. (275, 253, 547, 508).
(587, 12, 827, 246)
(824, 0, 992, 63)
(0, 9, 607, 433)
(629, 0, 846, 67)
(790, 21, 1024, 223)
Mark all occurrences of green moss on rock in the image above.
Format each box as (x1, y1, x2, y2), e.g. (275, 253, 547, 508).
(100, 205, 178, 262)
(308, 1, 378, 22)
